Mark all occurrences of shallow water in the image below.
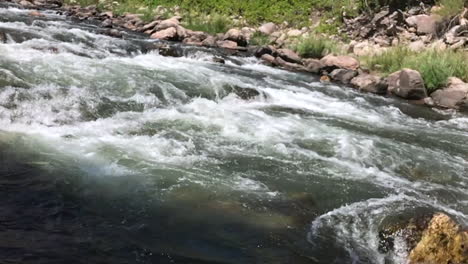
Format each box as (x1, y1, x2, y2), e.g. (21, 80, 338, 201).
(0, 4, 467, 264)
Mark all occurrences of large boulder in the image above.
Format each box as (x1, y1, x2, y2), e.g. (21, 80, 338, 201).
(320, 55, 360, 71)
(276, 49, 302, 64)
(258, 22, 277, 35)
(223, 28, 247, 47)
(405, 15, 438, 35)
(350, 74, 388, 94)
(302, 58, 324, 74)
(390, 69, 428, 100)
(409, 213, 467, 264)
(431, 77, 468, 110)
(216, 40, 238, 49)
(153, 16, 180, 31)
(150, 27, 177, 40)
(329, 69, 357, 85)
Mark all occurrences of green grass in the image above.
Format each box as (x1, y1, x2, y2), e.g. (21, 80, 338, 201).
(249, 31, 270, 46)
(291, 35, 339, 59)
(363, 47, 468, 93)
(183, 13, 231, 34)
(435, 0, 466, 17)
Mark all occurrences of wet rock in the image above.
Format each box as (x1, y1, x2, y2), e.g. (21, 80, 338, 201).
(254, 45, 274, 58)
(320, 75, 331, 83)
(329, 69, 357, 85)
(409, 213, 467, 264)
(390, 69, 428, 100)
(320, 55, 360, 71)
(406, 15, 439, 35)
(350, 74, 388, 94)
(223, 28, 247, 47)
(101, 18, 113, 28)
(274, 57, 307, 72)
(104, 29, 123, 38)
(0, 32, 7, 43)
(158, 45, 183, 57)
(227, 85, 261, 100)
(150, 27, 177, 41)
(276, 48, 301, 64)
(212, 57, 225, 64)
(302, 59, 324, 74)
(260, 54, 276, 65)
(258, 22, 277, 35)
(431, 77, 468, 110)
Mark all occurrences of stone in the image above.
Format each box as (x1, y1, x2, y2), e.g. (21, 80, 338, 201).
(254, 45, 274, 58)
(405, 15, 439, 35)
(386, 70, 401, 94)
(274, 57, 307, 72)
(158, 45, 183, 57)
(201, 36, 216, 47)
(409, 213, 467, 264)
(150, 27, 177, 40)
(408, 40, 426, 52)
(223, 28, 247, 47)
(153, 17, 179, 31)
(287, 29, 302, 38)
(29, 11, 45, 17)
(391, 69, 428, 100)
(101, 18, 113, 28)
(302, 59, 324, 74)
(320, 55, 360, 71)
(431, 77, 468, 109)
(258, 22, 277, 35)
(216, 40, 238, 49)
(140, 20, 159, 32)
(350, 74, 388, 94)
(329, 69, 358, 85)
(0, 32, 7, 43)
(276, 48, 302, 64)
(260, 54, 276, 65)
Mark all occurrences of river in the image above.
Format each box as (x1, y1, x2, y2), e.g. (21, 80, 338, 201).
(0, 3, 467, 264)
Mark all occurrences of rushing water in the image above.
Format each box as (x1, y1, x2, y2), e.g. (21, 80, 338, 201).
(0, 4, 467, 264)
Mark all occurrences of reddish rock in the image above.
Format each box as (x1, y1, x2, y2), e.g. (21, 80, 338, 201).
(260, 54, 276, 65)
(150, 27, 177, 40)
(350, 74, 388, 94)
(303, 59, 324, 74)
(274, 57, 307, 72)
(223, 28, 247, 46)
(320, 55, 360, 71)
(405, 15, 439, 35)
(154, 17, 180, 31)
(216, 40, 238, 49)
(276, 48, 302, 64)
(329, 69, 357, 85)
(201, 36, 216, 47)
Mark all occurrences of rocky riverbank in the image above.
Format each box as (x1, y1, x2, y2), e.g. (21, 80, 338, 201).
(7, 0, 468, 113)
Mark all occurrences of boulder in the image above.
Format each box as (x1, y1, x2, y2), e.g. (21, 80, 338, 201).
(216, 40, 238, 49)
(405, 15, 438, 35)
(274, 57, 307, 72)
(276, 48, 302, 64)
(386, 70, 402, 94)
(390, 69, 428, 100)
(140, 20, 159, 32)
(320, 55, 360, 71)
(201, 36, 216, 47)
(258, 22, 277, 35)
(302, 58, 324, 74)
(329, 69, 358, 85)
(223, 28, 247, 47)
(260, 54, 276, 65)
(409, 213, 467, 264)
(350, 74, 388, 94)
(254, 45, 275, 58)
(153, 17, 180, 31)
(150, 27, 177, 40)
(431, 77, 468, 110)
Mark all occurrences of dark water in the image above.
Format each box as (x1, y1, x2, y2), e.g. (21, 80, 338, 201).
(0, 3, 467, 263)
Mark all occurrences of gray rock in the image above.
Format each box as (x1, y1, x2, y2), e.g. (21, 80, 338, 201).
(329, 69, 358, 84)
(350, 74, 388, 94)
(302, 59, 324, 74)
(406, 15, 438, 35)
(431, 77, 468, 110)
(391, 69, 428, 100)
(276, 48, 302, 64)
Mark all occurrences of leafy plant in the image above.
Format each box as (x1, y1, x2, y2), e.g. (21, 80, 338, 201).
(249, 31, 270, 46)
(183, 13, 231, 34)
(435, 0, 466, 17)
(292, 35, 339, 59)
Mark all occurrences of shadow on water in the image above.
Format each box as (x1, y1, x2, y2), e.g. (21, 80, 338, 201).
(0, 132, 352, 264)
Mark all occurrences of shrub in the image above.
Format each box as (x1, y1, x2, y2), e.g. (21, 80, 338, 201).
(363, 47, 468, 93)
(249, 31, 270, 46)
(292, 36, 338, 59)
(435, 0, 466, 17)
(183, 13, 231, 35)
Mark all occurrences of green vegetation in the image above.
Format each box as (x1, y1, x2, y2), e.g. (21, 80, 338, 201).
(435, 0, 466, 17)
(183, 13, 231, 34)
(249, 31, 271, 46)
(363, 47, 468, 92)
(292, 35, 339, 59)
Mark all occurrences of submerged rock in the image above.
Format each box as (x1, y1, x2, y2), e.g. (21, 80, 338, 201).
(0, 69, 30, 89)
(409, 213, 467, 264)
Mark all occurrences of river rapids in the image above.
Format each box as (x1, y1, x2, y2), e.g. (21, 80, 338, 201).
(0, 3, 467, 264)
